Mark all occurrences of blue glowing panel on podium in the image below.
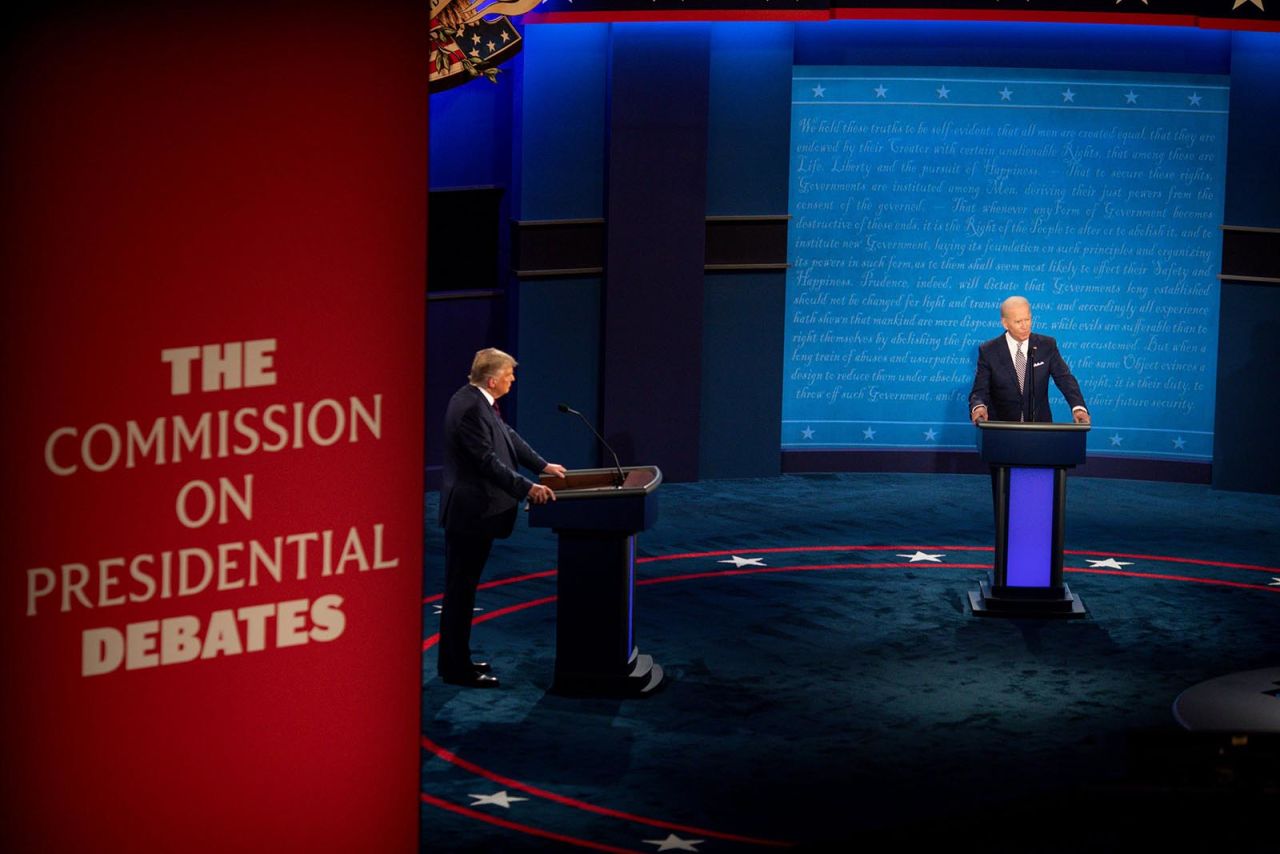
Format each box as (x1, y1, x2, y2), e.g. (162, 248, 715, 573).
(1006, 467, 1055, 587)
(782, 67, 1229, 461)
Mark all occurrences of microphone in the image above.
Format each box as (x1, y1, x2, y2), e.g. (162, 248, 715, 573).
(557, 403, 626, 487)
(1028, 343, 1038, 423)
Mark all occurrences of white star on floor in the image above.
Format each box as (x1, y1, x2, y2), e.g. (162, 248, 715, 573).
(874, 84, 888, 98)
(898, 551, 944, 563)
(936, 84, 950, 99)
(1110, 434, 1124, 447)
(718, 556, 767, 568)
(1187, 92, 1202, 107)
(862, 427, 877, 440)
(1173, 436, 1187, 449)
(1269, 577, 1280, 587)
(1086, 558, 1134, 570)
(923, 428, 938, 441)
(433, 605, 483, 615)
(643, 834, 705, 852)
(1124, 90, 1139, 104)
(998, 86, 1013, 101)
(1062, 88, 1075, 103)
(812, 83, 826, 98)
(801, 426, 815, 440)
(468, 791, 528, 809)
(1233, 0, 1265, 11)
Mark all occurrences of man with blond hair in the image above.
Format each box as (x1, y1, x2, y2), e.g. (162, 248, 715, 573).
(438, 347, 566, 688)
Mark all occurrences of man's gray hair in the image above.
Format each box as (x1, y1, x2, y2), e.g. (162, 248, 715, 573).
(1000, 295, 1031, 317)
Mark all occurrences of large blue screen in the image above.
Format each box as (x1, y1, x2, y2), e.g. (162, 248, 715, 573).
(783, 67, 1228, 461)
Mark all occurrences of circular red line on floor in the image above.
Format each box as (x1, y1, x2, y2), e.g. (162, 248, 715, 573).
(421, 735, 794, 847)
(635, 546, 1278, 574)
(420, 791, 648, 853)
(423, 544, 1278, 847)
(424, 547, 1279, 603)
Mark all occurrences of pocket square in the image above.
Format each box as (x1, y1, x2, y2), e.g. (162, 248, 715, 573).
(1033, 361, 1045, 368)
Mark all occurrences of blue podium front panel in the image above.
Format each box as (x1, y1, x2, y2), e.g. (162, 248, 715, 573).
(1006, 467, 1055, 587)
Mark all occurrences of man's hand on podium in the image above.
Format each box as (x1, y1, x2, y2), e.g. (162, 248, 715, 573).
(543, 463, 568, 478)
(1073, 409, 1091, 425)
(528, 483, 556, 504)
(971, 405, 988, 425)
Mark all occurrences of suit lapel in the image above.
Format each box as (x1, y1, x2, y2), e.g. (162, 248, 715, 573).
(1026, 335, 1046, 386)
(993, 338, 1020, 394)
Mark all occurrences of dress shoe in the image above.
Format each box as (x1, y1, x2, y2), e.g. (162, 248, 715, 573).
(470, 661, 492, 674)
(441, 671, 499, 689)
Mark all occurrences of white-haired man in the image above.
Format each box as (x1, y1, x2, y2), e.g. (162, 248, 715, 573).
(969, 296, 1090, 425)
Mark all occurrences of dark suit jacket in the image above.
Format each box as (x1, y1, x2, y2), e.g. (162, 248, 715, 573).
(439, 384, 548, 538)
(968, 332, 1086, 423)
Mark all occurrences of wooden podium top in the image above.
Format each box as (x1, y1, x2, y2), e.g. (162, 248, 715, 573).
(539, 465, 662, 498)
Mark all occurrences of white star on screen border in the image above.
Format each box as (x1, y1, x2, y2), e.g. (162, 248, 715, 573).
(1173, 436, 1187, 449)
(812, 83, 826, 98)
(1086, 558, 1134, 570)
(1124, 90, 1139, 104)
(1061, 88, 1076, 103)
(1110, 434, 1124, 446)
(862, 427, 877, 440)
(923, 428, 938, 441)
(898, 551, 944, 563)
(874, 84, 888, 98)
(936, 84, 950, 99)
(801, 426, 815, 440)
(1187, 92, 1203, 106)
(718, 556, 767, 568)
(998, 86, 1013, 101)
(643, 833, 705, 852)
(468, 791, 529, 809)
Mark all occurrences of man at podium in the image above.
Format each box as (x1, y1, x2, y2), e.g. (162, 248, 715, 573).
(965, 298, 1093, 618)
(438, 348, 567, 688)
(969, 296, 1091, 425)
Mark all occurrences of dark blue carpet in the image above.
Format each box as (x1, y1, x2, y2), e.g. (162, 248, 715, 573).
(421, 473, 1280, 851)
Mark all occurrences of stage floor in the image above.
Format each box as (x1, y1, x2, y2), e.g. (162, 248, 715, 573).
(422, 473, 1280, 851)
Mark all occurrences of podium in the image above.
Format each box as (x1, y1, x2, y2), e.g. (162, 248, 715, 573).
(969, 422, 1089, 619)
(528, 466, 665, 696)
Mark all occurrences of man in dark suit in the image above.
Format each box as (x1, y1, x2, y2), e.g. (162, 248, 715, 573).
(438, 347, 566, 688)
(969, 296, 1091, 425)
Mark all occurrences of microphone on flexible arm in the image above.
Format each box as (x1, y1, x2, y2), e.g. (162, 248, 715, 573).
(557, 403, 626, 487)
(1028, 342, 1038, 423)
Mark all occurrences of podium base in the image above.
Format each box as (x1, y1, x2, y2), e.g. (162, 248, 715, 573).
(968, 576, 1087, 619)
(551, 648, 666, 698)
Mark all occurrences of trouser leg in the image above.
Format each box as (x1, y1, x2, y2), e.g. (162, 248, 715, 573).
(438, 532, 493, 677)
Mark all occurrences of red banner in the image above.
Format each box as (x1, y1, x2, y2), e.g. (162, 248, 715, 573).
(1, 3, 426, 850)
